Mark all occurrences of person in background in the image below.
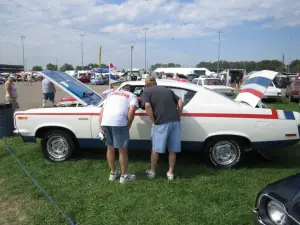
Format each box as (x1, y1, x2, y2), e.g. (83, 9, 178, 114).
(236, 75, 241, 91)
(99, 85, 138, 184)
(227, 74, 232, 86)
(42, 77, 56, 107)
(220, 74, 225, 84)
(5, 75, 19, 112)
(141, 76, 183, 181)
(162, 72, 167, 79)
(27, 73, 33, 86)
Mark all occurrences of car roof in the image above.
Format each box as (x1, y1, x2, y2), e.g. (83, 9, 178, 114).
(120, 79, 203, 92)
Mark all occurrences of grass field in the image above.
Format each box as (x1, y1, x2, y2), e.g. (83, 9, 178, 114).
(0, 97, 300, 225)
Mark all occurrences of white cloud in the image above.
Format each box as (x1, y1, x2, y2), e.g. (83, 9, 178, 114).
(0, 0, 300, 70)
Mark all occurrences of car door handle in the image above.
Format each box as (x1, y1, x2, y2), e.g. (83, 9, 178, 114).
(78, 117, 88, 120)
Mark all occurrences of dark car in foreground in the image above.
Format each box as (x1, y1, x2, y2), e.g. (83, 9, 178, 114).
(253, 173, 300, 225)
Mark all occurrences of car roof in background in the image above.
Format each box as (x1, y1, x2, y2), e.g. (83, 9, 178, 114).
(121, 79, 203, 92)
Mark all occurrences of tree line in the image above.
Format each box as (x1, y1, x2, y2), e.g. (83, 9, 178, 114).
(31, 63, 109, 72)
(150, 59, 300, 73)
(32, 59, 300, 73)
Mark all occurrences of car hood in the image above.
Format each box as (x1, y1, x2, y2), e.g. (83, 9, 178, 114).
(235, 70, 279, 107)
(39, 71, 102, 106)
(258, 173, 300, 222)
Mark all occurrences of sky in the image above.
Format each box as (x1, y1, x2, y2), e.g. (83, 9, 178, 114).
(0, 0, 300, 70)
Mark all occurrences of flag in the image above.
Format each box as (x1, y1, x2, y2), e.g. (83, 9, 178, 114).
(109, 62, 118, 89)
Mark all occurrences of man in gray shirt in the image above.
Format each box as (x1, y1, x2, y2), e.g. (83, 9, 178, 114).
(141, 76, 183, 180)
(42, 77, 56, 107)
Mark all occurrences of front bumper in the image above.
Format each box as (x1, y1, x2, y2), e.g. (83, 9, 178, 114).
(253, 209, 267, 225)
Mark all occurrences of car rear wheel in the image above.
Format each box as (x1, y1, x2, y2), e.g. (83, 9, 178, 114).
(206, 137, 245, 169)
(41, 129, 75, 162)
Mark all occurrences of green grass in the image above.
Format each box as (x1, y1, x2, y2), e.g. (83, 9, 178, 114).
(1, 97, 300, 225)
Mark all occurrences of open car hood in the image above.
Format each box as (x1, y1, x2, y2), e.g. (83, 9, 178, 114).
(39, 71, 102, 106)
(235, 70, 279, 107)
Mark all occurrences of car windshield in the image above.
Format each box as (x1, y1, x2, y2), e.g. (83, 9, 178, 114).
(295, 82, 300, 87)
(204, 79, 222, 85)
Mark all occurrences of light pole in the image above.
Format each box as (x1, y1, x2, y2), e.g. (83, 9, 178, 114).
(130, 45, 134, 80)
(217, 31, 222, 75)
(79, 34, 85, 69)
(288, 37, 292, 73)
(143, 28, 149, 72)
(21, 35, 25, 71)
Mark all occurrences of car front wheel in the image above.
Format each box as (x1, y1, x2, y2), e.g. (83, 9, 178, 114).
(41, 129, 75, 162)
(206, 137, 245, 169)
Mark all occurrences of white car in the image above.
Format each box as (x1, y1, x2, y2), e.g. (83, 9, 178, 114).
(191, 77, 235, 96)
(241, 75, 281, 100)
(13, 70, 300, 169)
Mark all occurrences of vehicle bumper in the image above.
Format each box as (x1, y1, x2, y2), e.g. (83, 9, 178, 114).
(253, 209, 267, 225)
(262, 95, 281, 99)
(13, 129, 36, 142)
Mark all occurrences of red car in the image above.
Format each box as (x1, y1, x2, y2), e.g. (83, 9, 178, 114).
(286, 79, 300, 102)
(78, 76, 90, 83)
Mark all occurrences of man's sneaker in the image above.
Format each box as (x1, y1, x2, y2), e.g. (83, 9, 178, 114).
(145, 169, 156, 179)
(167, 172, 174, 181)
(120, 174, 136, 184)
(109, 171, 120, 181)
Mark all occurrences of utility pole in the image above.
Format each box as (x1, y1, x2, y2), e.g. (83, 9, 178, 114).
(79, 34, 85, 69)
(143, 28, 149, 72)
(217, 31, 222, 75)
(288, 37, 292, 73)
(21, 35, 25, 71)
(130, 45, 134, 80)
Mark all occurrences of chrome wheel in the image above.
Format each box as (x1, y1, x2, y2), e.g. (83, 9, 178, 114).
(46, 136, 69, 159)
(211, 141, 239, 166)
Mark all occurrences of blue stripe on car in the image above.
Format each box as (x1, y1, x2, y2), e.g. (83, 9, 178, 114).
(284, 111, 295, 120)
(245, 77, 271, 88)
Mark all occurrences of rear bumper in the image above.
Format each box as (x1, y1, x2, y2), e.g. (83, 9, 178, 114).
(262, 95, 280, 99)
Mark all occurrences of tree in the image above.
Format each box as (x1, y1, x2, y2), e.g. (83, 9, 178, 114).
(99, 64, 108, 68)
(32, 65, 43, 71)
(59, 63, 74, 72)
(46, 63, 58, 71)
(75, 66, 83, 70)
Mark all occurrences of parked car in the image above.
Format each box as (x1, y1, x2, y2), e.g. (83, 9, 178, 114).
(191, 77, 235, 96)
(241, 75, 281, 101)
(274, 76, 288, 88)
(14, 70, 300, 169)
(253, 173, 300, 225)
(286, 80, 300, 102)
(186, 73, 200, 82)
(90, 77, 105, 85)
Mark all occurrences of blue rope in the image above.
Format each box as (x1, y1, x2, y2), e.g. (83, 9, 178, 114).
(3, 109, 77, 225)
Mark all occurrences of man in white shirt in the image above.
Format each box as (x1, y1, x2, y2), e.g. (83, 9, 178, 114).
(99, 85, 138, 183)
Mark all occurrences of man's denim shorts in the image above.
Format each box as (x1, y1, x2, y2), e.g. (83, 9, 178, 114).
(43, 92, 55, 101)
(101, 126, 129, 149)
(151, 121, 181, 154)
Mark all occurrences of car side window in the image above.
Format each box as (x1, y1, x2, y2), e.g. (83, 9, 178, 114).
(167, 87, 196, 107)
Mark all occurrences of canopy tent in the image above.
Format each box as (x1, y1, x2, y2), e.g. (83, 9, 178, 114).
(92, 68, 109, 73)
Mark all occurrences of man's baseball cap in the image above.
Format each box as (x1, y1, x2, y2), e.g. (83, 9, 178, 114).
(145, 76, 157, 85)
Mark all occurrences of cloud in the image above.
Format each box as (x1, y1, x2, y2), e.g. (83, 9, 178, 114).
(0, 0, 300, 69)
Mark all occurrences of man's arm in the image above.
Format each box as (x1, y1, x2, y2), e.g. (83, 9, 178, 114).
(5, 82, 12, 98)
(141, 90, 156, 124)
(127, 96, 138, 129)
(98, 106, 104, 132)
(51, 82, 56, 93)
(145, 103, 155, 124)
(177, 98, 183, 113)
(127, 105, 137, 129)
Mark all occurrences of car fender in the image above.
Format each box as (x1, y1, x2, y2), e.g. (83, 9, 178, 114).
(34, 123, 77, 137)
(203, 131, 252, 144)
